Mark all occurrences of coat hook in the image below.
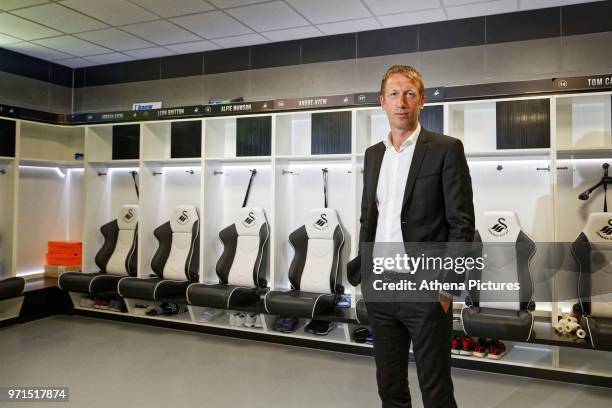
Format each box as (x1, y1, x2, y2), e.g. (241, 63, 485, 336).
(536, 166, 551, 172)
(0, 169, 5, 175)
(97, 171, 107, 176)
(214, 170, 223, 175)
(186, 169, 194, 175)
(496, 165, 503, 171)
(152, 171, 162, 176)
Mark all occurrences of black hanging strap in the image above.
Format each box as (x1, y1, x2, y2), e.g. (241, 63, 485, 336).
(130, 170, 139, 199)
(322, 168, 328, 208)
(242, 169, 257, 208)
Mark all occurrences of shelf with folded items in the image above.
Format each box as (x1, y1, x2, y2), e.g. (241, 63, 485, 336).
(68, 292, 127, 315)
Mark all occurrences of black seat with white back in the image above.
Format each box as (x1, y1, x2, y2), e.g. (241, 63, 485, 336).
(118, 205, 199, 301)
(59, 205, 138, 294)
(572, 212, 612, 351)
(265, 208, 345, 318)
(187, 207, 269, 309)
(461, 211, 536, 342)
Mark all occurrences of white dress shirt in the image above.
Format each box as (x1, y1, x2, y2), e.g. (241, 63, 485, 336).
(375, 123, 421, 244)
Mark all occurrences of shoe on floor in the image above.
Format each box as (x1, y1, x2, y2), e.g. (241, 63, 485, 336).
(460, 336, 474, 356)
(145, 305, 163, 316)
(451, 335, 463, 355)
(473, 338, 490, 358)
(487, 339, 507, 360)
(199, 308, 222, 322)
(244, 313, 258, 327)
(279, 317, 299, 333)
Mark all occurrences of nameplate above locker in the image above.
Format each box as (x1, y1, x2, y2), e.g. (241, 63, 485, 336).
(0, 73, 611, 126)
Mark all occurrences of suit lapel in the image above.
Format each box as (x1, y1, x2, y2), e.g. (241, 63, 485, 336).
(401, 128, 429, 212)
(368, 142, 385, 205)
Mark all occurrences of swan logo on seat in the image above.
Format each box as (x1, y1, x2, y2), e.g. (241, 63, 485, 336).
(242, 211, 256, 228)
(177, 210, 189, 225)
(488, 218, 508, 237)
(597, 219, 612, 240)
(123, 209, 135, 223)
(313, 213, 329, 230)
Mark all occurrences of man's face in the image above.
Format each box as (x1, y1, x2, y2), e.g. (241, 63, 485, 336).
(380, 73, 425, 132)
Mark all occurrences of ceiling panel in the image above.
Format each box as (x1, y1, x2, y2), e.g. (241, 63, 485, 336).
(261, 25, 322, 41)
(60, 0, 158, 25)
(3, 41, 73, 60)
(0, 13, 62, 40)
(166, 39, 220, 53)
(76, 28, 155, 51)
(0, 32, 21, 45)
(13, 3, 108, 34)
(85, 52, 135, 64)
(317, 18, 381, 35)
(130, 0, 215, 18)
(226, 1, 309, 32)
(379, 8, 447, 27)
(286, 0, 372, 24)
(171, 10, 253, 39)
(122, 20, 201, 45)
(364, 0, 440, 15)
(208, 0, 269, 8)
(124, 47, 175, 59)
(33, 35, 111, 56)
(446, 0, 518, 19)
(0, 0, 49, 11)
(213, 33, 268, 48)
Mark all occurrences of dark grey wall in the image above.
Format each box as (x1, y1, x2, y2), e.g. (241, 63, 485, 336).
(72, 31, 612, 113)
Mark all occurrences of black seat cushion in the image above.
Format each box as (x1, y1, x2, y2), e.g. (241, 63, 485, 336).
(187, 283, 259, 309)
(582, 316, 612, 351)
(461, 307, 534, 341)
(59, 272, 124, 294)
(0, 277, 25, 300)
(118, 277, 191, 302)
(264, 290, 336, 319)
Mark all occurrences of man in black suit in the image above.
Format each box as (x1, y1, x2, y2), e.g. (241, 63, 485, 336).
(352, 65, 475, 407)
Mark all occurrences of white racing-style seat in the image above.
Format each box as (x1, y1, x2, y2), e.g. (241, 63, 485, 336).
(265, 208, 345, 318)
(187, 207, 269, 309)
(59, 205, 138, 294)
(118, 206, 199, 301)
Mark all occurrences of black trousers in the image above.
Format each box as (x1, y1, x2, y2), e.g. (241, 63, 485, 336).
(367, 300, 457, 408)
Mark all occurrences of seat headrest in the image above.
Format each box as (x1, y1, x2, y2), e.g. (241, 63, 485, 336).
(235, 207, 267, 236)
(305, 208, 340, 239)
(480, 211, 521, 242)
(117, 205, 139, 230)
(582, 212, 612, 243)
(170, 205, 199, 233)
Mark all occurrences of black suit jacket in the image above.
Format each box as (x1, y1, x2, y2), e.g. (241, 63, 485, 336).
(348, 127, 475, 294)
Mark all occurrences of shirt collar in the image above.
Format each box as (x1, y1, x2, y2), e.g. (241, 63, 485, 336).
(383, 122, 421, 152)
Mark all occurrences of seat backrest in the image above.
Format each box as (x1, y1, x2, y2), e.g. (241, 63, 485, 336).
(288, 208, 344, 293)
(95, 205, 138, 276)
(573, 212, 612, 318)
(216, 207, 269, 287)
(475, 211, 535, 310)
(151, 205, 200, 281)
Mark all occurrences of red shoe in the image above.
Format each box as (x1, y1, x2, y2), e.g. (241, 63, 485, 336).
(487, 339, 507, 360)
(451, 335, 463, 354)
(460, 336, 474, 356)
(472, 338, 490, 358)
